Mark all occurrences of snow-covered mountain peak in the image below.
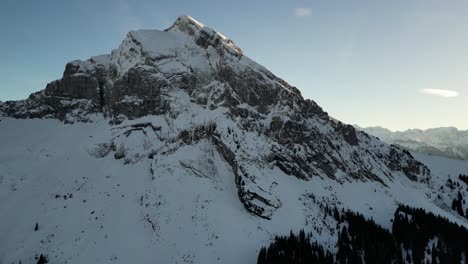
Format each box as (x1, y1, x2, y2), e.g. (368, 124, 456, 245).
(167, 15, 206, 33)
(5, 16, 468, 263)
(0, 16, 431, 221)
(59, 15, 244, 81)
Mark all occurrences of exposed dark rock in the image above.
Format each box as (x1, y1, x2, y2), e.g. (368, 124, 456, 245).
(336, 122, 358, 146)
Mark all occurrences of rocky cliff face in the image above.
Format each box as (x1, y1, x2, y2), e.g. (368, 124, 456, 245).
(0, 16, 430, 219)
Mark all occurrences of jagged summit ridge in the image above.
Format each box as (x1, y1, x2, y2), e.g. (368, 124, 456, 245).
(172, 15, 206, 28)
(0, 16, 429, 219)
(166, 15, 243, 54)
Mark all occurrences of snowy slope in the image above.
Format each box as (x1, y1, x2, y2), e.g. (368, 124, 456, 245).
(1, 16, 467, 263)
(1, 118, 467, 263)
(358, 126, 468, 160)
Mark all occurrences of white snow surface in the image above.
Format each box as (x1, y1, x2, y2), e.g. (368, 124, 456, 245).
(1, 117, 467, 264)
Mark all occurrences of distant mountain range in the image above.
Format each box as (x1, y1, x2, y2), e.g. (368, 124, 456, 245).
(356, 126, 468, 160)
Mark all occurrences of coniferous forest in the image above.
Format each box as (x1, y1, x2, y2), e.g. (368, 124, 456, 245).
(257, 205, 468, 264)
(459, 174, 468, 185)
(257, 230, 334, 264)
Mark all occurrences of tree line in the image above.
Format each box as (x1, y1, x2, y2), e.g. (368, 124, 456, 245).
(459, 174, 468, 185)
(258, 205, 468, 264)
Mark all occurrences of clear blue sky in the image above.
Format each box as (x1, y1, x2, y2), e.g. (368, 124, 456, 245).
(1, 0, 467, 131)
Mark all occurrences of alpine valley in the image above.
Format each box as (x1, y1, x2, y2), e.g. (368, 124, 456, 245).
(1, 16, 467, 264)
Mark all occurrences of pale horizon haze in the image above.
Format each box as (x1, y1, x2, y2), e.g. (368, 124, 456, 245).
(1, 0, 467, 131)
